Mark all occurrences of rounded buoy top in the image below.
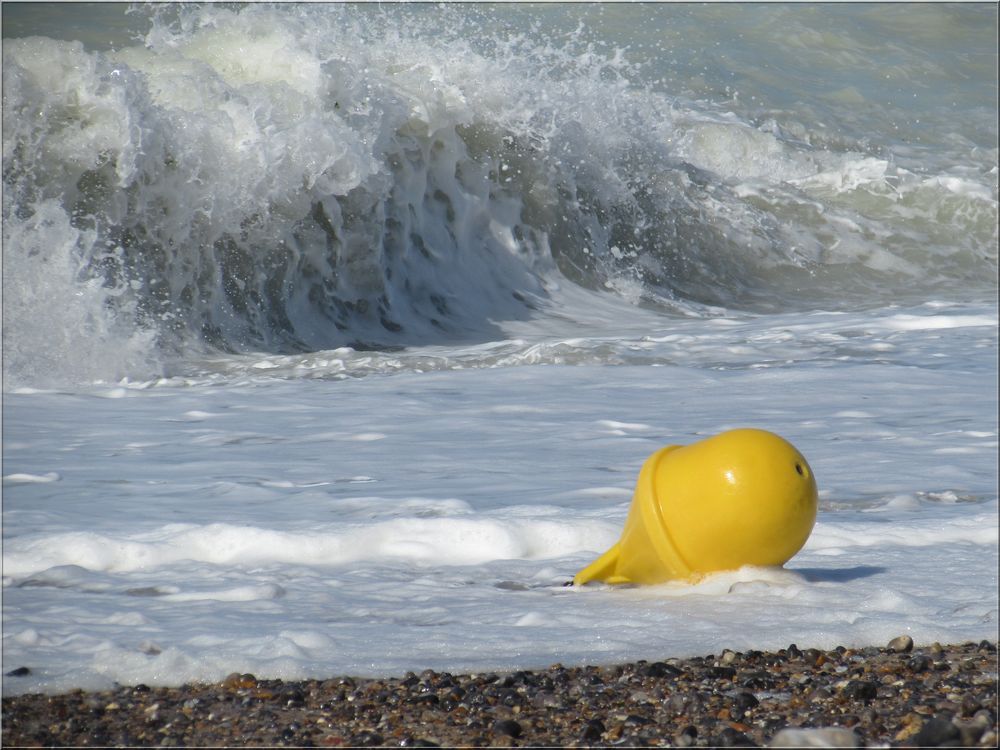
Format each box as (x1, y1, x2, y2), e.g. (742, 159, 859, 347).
(653, 428, 817, 575)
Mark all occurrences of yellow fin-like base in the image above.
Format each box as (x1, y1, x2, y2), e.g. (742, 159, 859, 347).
(573, 542, 632, 585)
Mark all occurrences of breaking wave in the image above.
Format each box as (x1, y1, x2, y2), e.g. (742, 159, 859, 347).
(3, 4, 997, 386)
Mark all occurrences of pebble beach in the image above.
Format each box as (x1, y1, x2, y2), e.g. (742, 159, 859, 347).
(3, 640, 996, 748)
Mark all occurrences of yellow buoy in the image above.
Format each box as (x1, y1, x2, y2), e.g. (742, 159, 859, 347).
(573, 428, 818, 586)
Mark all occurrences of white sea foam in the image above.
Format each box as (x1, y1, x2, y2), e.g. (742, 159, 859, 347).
(2, 472, 61, 484)
(1, 517, 618, 578)
(3, 313, 997, 694)
(880, 314, 998, 331)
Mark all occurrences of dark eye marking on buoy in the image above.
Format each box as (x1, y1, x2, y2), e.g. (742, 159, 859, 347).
(795, 463, 804, 476)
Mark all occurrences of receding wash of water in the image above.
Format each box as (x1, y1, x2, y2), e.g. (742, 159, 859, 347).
(2, 3, 997, 696)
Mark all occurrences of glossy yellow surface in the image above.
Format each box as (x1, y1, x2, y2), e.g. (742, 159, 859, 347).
(573, 429, 818, 585)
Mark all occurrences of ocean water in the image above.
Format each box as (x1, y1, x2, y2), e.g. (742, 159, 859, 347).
(2, 3, 997, 696)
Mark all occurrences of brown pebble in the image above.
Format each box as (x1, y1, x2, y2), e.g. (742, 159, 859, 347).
(221, 672, 257, 690)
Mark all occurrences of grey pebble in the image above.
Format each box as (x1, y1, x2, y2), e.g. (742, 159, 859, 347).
(839, 679, 878, 702)
(914, 717, 961, 746)
(769, 727, 860, 747)
(888, 634, 915, 653)
(731, 691, 760, 717)
(955, 718, 989, 746)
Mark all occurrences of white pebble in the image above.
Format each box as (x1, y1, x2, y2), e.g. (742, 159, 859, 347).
(769, 727, 860, 748)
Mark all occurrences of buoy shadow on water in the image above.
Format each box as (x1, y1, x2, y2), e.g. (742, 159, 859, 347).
(792, 565, 888, 584)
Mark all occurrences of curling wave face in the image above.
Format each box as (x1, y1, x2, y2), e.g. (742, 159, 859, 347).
(3, 4, 997, 387)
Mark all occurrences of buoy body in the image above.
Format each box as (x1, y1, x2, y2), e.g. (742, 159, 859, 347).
(573, 429, 818, 586)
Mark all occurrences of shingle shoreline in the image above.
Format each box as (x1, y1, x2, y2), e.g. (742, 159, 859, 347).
(3, 640, 996, 747)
